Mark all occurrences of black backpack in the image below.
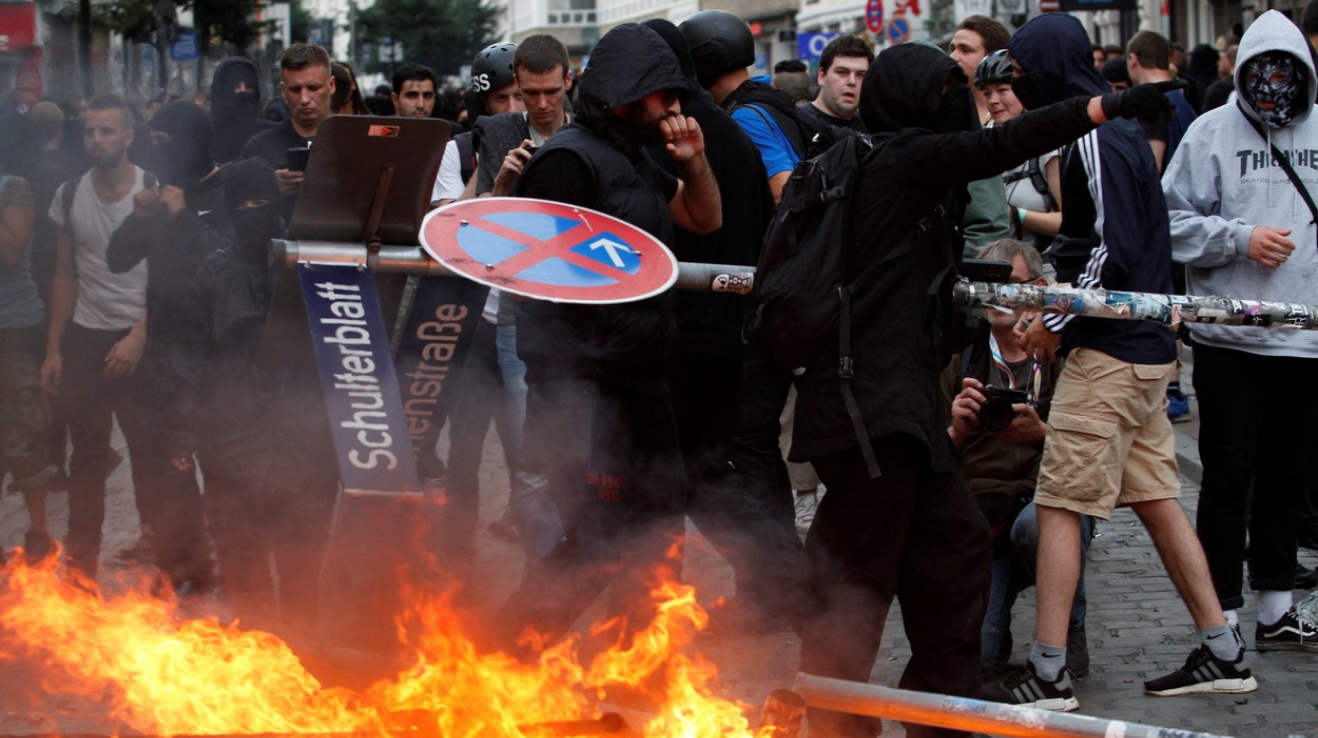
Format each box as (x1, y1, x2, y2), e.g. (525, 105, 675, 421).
(748, 134, 948, 478)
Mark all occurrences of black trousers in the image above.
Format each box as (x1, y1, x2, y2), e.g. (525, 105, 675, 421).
(1193, 343, 1318, 608)
(500, 377, 686, 650)
(674, 349, 810, 619)
(802, 434, 990, 738)
(440, 320, 516, 565)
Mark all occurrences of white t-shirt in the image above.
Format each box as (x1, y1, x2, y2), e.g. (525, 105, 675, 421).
(1003, 149, 1060, 242)
(431, 139, 465, 204)
(48, 169, 149, 331)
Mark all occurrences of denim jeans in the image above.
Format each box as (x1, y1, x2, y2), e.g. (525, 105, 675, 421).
(980, 501, 1092, 665)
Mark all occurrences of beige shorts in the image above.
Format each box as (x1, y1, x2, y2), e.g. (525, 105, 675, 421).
(1035, 348, 1181, 519)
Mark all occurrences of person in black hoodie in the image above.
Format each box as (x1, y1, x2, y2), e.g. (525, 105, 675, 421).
(640, 18, 808, 633)
(495, 22, 720, 655)
(183, 160, 329, 632)
(105, 101, 223, 593)
(787, 40, 1183, 738)
(210, 56, 273, 164)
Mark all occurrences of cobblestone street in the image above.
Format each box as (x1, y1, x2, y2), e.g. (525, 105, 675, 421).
(2, 385, 1317, 737)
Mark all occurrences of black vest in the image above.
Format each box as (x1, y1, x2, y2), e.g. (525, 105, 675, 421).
(520, 124, 677, 394)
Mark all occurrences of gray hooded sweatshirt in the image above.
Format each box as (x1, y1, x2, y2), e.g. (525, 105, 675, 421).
(1164, 9, 1318, 357)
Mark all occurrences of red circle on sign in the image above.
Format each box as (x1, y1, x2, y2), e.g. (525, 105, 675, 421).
(420, 197, 680, 305)
(866, 0, 885, 33)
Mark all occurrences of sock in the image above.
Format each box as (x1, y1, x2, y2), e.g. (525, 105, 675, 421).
(1259, 590, 1293, 626)
(1028, 640, 1067, 682)
(1199, 624, 1238, 660)
(1223, 609, 1239, 627)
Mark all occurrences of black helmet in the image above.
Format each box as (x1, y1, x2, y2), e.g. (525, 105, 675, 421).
(975, 49, 1013, 89)
(679, 10, 755, 89)
(471, 42, 517, 95)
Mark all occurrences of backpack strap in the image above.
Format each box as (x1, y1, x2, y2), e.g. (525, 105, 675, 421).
(731, 102, 810, 161)
(1243, 111, 1318, 234)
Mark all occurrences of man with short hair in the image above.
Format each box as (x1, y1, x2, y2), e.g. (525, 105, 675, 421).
(951, 15, 1012, 124)
(475, 34, 574, 198)
(391, 62, 438, 119)
(1127, 30, 1198, 171)
(948, 16, 1013, 253)
(240, 43, 335, 202)
(799, 35, 872, 131)
(40, 95, 152, 579)
(772, 59, 811, 104)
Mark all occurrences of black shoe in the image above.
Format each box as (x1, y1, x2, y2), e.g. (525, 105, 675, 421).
(1257, 608, 1318, 652)
(1299, 521, 1318, 552)
(1144, 644, 1258, 696)
(981, 662, 1079, 712)
(22, 530, 54, 564)
(1295, 565, 1318, 590)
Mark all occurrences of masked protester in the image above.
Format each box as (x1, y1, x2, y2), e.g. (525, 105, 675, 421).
(783, 41, 1184, 738)
(103, 101, 224, 594)
(182, 159, 320, 632)
(1164, 9, 1318, 662)
(210, 57, 273, 163)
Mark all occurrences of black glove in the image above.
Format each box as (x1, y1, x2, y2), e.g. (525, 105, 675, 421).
(1100, 79, 1187, 124)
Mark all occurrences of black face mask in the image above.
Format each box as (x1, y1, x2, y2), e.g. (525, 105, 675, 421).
(148, 137, 213, 188)
(1011, 74, 1050, 112)
(937, 84, 979, 133)
(231, 205, 282, 262)
(1240, 51, 1309, 128)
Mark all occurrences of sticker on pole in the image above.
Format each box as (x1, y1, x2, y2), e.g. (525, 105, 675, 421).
(420, 197, 679, 304)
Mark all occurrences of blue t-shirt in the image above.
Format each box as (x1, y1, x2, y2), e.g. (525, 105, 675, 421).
(731, 104, 800, 178)
(0, 174, 43, 330)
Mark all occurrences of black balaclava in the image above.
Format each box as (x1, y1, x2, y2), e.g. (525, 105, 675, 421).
(574, 24, 690, 146)
(211, 58, 261, 124)
(149, 102, 214, 187)
(1007, 13, 1108, 111)
(1240, 51, 1309, 127)
(225, 159, 282, 263)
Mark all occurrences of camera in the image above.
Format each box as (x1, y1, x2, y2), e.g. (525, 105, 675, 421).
(979, 386, 1031, 434)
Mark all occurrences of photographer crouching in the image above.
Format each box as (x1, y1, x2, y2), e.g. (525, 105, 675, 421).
(943, 239, 1093, 681)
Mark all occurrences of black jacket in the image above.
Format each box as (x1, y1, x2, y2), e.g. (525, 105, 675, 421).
(649, 86, 773, 358)
(106, 168, 231, 445)
(789, 43, 1098, 469)
(514, 23, 690, 395)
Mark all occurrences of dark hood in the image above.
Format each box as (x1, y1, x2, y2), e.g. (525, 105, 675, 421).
(1008, 13, 1108, 105)
(574, 23, 690, 130)
(211, 57, 262, 123)
(643, 18, 718, 109)
(860, 42, 962, 133)
(149, 101, 215, 187)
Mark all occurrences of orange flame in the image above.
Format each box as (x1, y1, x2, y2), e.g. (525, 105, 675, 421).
(0, 551, 774, 738)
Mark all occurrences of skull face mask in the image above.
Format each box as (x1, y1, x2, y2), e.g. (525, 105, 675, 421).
(1240, 51, 1308, 127)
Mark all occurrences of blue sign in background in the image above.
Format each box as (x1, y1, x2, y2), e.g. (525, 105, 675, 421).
(798, 32, 840, 62)
(299, 263, 420, 494)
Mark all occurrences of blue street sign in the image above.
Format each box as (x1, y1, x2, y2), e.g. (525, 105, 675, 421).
(170, 30, 198, 61)
(798, 32, 840, 62)
(887, 17, 911, 45)
(298, 263, 420, 494)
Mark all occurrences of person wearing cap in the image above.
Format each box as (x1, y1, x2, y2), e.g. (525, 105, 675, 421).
(430, 42, 523, 208)
(495, 22, 720, 654)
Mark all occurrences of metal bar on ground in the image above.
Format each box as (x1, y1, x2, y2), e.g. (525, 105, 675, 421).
(791, 673, 1258, 738)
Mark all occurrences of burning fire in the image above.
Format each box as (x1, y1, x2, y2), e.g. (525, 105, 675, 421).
(0, 552, 772, 738)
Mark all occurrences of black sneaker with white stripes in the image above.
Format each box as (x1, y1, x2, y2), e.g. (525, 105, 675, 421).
(1143, 645, 1258, 696)
(1257, 608, 1318, 652)
(981, 662, 1079, 712)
